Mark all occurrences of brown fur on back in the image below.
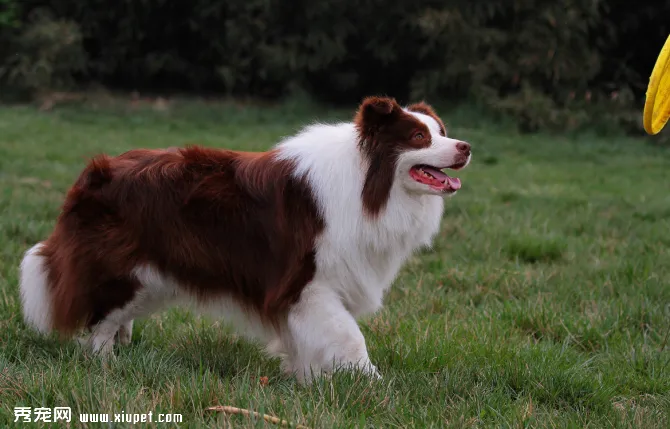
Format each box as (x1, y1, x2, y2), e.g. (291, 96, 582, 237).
(39, 146, 324, 333)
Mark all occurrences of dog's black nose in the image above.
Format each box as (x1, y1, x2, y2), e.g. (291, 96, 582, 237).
(456, 141, 471, 155)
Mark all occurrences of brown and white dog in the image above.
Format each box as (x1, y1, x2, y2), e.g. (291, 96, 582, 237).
(19, 96, 471, 382)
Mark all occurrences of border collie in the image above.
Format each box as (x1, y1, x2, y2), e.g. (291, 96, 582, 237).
(19, 96, 471, 383)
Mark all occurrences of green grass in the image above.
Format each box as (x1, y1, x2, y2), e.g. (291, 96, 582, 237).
(1, 97, 670, 428)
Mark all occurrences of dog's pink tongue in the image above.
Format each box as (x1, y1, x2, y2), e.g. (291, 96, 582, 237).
(422, 166, 448, 182)
(422, 167, 461, 190)
(447, 177, 461, 190)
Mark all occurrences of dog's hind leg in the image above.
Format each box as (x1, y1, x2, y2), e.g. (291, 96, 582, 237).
(84, 270, 173, 357)
(87, 300, 151, 357)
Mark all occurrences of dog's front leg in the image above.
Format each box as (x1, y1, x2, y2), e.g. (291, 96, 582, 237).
(282, 283, 380, 384)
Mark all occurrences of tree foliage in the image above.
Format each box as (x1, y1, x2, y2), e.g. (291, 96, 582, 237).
(2, 0, 669, 131)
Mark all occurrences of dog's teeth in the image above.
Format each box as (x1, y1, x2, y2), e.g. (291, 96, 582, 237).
(416, 167, 436, 180)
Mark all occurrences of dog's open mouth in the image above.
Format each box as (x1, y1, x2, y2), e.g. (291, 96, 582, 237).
(409, 164, 463, 192)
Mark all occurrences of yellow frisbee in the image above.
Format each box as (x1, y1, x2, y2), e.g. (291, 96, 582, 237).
(644, 35, 670, 135)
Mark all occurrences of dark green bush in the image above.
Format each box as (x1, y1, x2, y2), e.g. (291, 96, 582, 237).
(407, 1, 610, 131)
(2, 0, 669, 132)
(0, 0, 20, 72)
(0, 8, 85, 96)
(0, 0, 19, 30)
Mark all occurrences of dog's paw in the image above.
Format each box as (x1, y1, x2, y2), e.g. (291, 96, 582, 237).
(265, 338, 287, 358)
(116, 322, 133, 346)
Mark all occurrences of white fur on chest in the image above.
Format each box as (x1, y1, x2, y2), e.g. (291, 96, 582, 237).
(277, 123, 445, 318)
(316, 194, 443, 317)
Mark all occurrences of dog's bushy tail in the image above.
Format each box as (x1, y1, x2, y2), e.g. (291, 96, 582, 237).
(19, 242, 55, 334)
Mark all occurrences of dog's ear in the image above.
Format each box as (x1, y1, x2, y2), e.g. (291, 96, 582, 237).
(354, 96, 401, 138)
(406, 101, 435, 118)
(361, 96, 397, 114)
(357, 96, 399, 118)
(407, 101, 447, 136)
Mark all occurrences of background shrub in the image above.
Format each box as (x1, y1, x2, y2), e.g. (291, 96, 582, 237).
(0, 8, 85, 96)
(0, 0, 19, 30)
(1, 0, 669, 132)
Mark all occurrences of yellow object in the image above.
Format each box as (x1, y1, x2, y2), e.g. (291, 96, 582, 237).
(643, 35, 670, 135)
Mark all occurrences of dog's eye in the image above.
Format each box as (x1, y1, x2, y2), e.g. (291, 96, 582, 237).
(414, 132, 424, 140)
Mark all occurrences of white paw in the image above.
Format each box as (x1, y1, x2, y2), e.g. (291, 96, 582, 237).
(350, 360, 381, 380)
(280, 357, 295, 376)
(265, 338, 287, 358)
(116, 322, 133, 346)
(294, 366, 331, 385)
(74, 334, 91, 349)
(366, 364, 382, 380)
(75, 334, 116, 361)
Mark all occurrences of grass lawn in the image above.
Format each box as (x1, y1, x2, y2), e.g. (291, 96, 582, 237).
(1, 98, 669, 428)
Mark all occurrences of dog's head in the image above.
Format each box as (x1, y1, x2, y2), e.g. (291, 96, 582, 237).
(354, 96, 471, 214)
